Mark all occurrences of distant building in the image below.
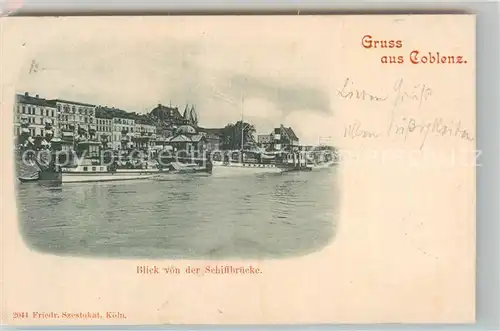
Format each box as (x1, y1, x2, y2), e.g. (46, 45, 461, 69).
(197, 127, 224, 151)
(14, 92, 58, 138)
(150, 104, 185, 125)
(164, 124, 207, 154)
(257, 134, 273, 149)
(272, 124, 299, 151)
(182, 104, 199, 126)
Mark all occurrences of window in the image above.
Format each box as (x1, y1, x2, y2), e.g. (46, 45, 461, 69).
(83, 167, 88, 171)
(92, 167, 96, 171)
(22, 106, 26, 114)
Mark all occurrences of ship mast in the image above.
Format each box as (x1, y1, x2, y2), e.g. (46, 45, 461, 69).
(240, 95, 244, 153)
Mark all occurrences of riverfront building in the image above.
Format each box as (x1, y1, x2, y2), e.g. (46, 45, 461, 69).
(14, 93, 59, 138)
(255, 125, 300, 151)
(272, 125, 300, 151)
(95, 111, 113, 149)
(257, 134, 273, 149)
(133, 121, 157, 151)
(111, 116, 135, 150)
(197, 127, 223, 151)
(163, 124, 207, 153)
(13, 92, 246, 154)
(54, 99, 97, 143)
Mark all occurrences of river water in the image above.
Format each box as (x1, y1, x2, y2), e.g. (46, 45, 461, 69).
(16, 168, 339, 260)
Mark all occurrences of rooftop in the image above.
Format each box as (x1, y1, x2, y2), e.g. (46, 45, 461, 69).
(51, 99, 96, 107)
(16, 93, 57, 108)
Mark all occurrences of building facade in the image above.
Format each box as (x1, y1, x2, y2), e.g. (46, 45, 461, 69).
(133, 122, 157, 150)
(112, 117, 135, 150)
(95, 117, 113, 148)
(14, 92, 58, 138)
(54, 99, 96, 141)
(272, 124, 299, 151)
(165, 125, 206, 154)
(197, 127, 223, 151)
(257, 134, 273, 149)
(14, 92, 227, 155)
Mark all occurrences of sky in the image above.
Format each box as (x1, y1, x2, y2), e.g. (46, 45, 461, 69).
(16, 18, 336, 145)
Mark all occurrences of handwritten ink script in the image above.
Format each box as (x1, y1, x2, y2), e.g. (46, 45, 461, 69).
(338, 77, 473, 148)
(344, 121, 383, 139)
(392, 78, 433, 109)
(337, 77, 433, 109)
(337, 78, 388, 102)
(28, 59, 49, 74)
(344, 117, 474, 149)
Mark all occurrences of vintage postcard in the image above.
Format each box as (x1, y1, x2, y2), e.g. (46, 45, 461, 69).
(0, 15, 476, 325)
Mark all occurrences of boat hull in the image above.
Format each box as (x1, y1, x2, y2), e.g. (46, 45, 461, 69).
(151, 172, 211, 181)
(212, 162, 283, 176)
(62, 172, 155, 183)
(18, 176, 39, 183)
(310, 160, 336, 170)
(19, 170, 63, 184)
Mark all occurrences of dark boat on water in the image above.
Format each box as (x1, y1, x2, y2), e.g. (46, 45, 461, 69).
(18, 175, 39, 183)
(18, 168, 62, 184)
(279, 165, 313, 173)
(17, 154, 62, 184)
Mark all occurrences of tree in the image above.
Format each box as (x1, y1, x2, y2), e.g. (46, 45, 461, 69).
(220, 120, 256, 150)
